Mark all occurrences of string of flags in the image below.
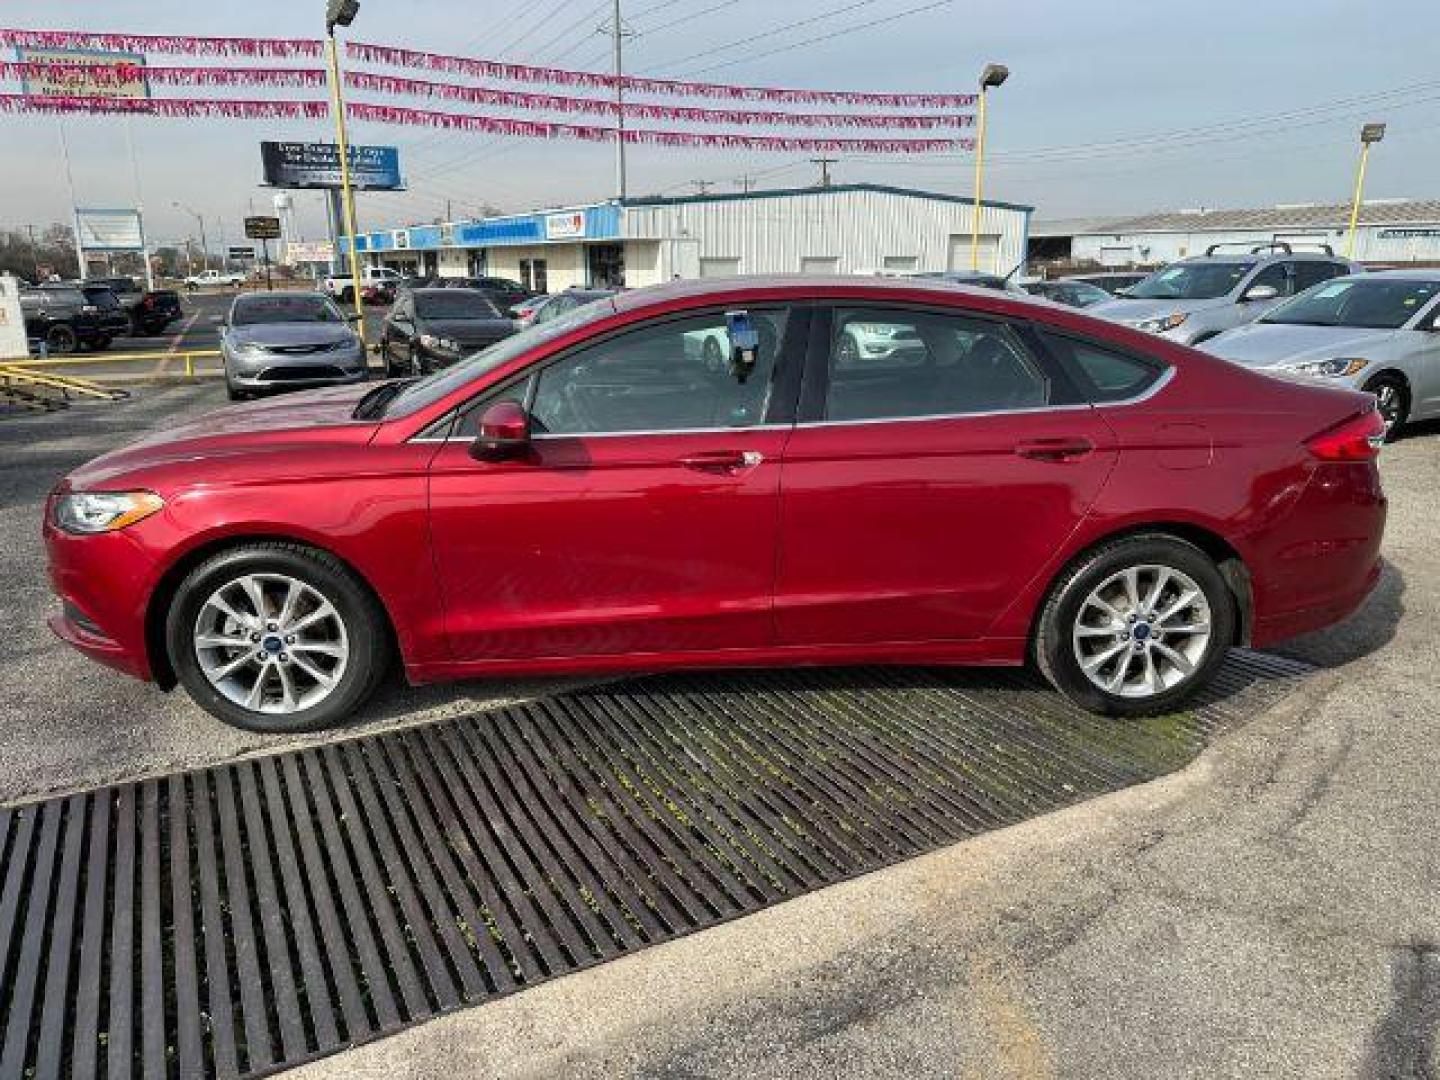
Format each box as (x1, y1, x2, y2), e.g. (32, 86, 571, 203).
(0, 26, 977, 154)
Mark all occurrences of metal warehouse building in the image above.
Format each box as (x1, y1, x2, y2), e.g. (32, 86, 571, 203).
(348, 183, 1032, 291)
(1031, 199, 1440, 268)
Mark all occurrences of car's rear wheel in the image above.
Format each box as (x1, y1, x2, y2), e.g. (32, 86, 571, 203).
(1363, 374, 1409, 439)
(1035, 535, 1235, 716)
(165, 543, 392, 732)
(46, 324, 78, 355)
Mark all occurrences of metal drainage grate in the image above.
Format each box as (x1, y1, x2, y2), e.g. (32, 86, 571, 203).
(0, 651, 1310, 1079)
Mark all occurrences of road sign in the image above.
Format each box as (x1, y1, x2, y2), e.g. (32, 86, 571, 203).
(244, 216, 282, 240)
(227, 245, 256, 260)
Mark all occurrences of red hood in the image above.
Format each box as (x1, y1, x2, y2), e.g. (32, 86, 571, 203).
(63, 383, 382, 492)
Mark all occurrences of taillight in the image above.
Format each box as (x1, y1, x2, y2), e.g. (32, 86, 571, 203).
(1305, 408, 1386, 462)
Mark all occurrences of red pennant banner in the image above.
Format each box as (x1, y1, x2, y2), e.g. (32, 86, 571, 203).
(348, 102, 974, 153)
(347, 71, 972, 129)
(347, 41, 976, 108)
(0, 27, 322, 58)
(0, 93, 329, 119)
(0, 61, 326, 89)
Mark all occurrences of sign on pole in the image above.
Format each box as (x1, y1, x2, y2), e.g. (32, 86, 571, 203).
(260, 142, 403, 191)
(74, 208, 145, 251)
(244, 216, 282, 240)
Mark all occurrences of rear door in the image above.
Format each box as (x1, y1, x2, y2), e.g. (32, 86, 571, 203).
(775, 304, 1118, 645)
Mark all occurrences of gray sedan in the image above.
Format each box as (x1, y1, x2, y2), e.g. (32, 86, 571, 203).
(220, 292, 368, 401)
(1203, 270, 1440, 435)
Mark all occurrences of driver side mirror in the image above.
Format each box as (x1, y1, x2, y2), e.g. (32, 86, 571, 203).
(470, 400, 531, 461)
(1243, 284, 1280, 302)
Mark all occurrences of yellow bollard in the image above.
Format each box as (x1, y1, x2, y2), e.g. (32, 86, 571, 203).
(185, 353, 195, 378)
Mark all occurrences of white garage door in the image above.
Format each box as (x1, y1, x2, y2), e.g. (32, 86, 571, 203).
(699, 257, 741, 278)
(947, 234, 999, 273)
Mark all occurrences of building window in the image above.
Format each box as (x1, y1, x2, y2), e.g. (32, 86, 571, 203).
(587, 243, 626, 288)
(520, 258, 548, 293)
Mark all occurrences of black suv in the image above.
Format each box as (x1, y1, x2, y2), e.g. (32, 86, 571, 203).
(84, 276, 183, 336)
(20, 287, 109, 354)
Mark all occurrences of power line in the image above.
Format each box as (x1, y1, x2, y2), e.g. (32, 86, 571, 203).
(641, 0, 885, 74)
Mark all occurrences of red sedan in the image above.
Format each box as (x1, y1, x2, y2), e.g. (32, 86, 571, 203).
(44, 277, 1386, 732)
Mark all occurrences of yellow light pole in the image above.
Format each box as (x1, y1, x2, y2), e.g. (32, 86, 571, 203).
(324, 0, 366, 341)
(1345, 122, 1386, 260)
(971, 63, 1009, 272)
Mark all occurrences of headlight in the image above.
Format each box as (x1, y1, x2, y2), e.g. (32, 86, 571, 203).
(419, 333, 461, 353)
(1136, 312, 1189, 334)
(53, 491, 164, 535)
(233, 341, 267, 356)
(1284, 357, 1369, 379)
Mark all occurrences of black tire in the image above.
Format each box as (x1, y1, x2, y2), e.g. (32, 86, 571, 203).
(226, 385, 249, 401)
(1363, 374, 1409, 440)
(1034, 534, 1235, 717)
(165, 542, 392, 733)
(46, 323, 79, 355)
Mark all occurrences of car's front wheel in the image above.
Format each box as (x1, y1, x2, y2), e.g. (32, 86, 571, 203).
(1035, 535, 1234, 716)
(46, 324, 79, 355)
(1364, 374, 1409, 439)
(165, 543, 392, 732)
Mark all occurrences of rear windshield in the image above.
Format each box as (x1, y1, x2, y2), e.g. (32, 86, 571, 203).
(232, 295, 341, 325)
(1128, 262, 1255, 301)
(1261, 278, 1440, 330)
(81, 287, 120, 307)
(415, 291, 500, 319)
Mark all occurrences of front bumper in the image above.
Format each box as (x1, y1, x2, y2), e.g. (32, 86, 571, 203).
(227, 345, 370, 389)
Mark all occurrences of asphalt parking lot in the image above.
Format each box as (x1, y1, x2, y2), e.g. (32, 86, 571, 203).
(0, 384, 1436, 1078)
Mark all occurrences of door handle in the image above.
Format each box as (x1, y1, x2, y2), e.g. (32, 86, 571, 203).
(1015, 437, 1095, 462)
(679, 450, 765, 472)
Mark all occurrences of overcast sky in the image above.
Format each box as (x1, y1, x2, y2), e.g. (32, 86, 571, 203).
(4, 0, 1439, 248)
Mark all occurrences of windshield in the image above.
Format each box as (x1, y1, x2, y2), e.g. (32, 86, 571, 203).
(232, 295, 341, 325)
(1128, 261, 1255, 301)
(1261, 279, 1440, 330)
(382, 297, 618, 420)
(415, 292, 500, 319)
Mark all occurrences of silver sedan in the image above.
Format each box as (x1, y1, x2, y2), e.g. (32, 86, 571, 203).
(1203, 270, 1440, 436)
(220, 292, 368, 401)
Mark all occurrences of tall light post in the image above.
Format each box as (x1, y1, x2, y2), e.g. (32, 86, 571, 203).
(971, 62, 1009, 272)
(1345, 122, 1386, 259)
(173, 201, 209, 273)
(325, 0, 367, 337)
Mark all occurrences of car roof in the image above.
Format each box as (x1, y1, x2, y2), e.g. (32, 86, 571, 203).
(234, 290, 327, 301)
(609, 274, 1043, 316)
(1343, 267, 1440, 281)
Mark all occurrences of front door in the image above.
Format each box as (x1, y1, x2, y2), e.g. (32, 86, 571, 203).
(775, 305, 1118, 645)
(427, 306, 801, 661)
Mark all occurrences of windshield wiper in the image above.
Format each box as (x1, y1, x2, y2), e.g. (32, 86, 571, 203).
(352, 379, 414, 420)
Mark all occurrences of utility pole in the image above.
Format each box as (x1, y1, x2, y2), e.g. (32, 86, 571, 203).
(693, 180, 714, 195)
(735, 175, 755, 193)
(809, 157, 837, 188)
(607, 0, 632, 201)
(25, 224, 41, 281)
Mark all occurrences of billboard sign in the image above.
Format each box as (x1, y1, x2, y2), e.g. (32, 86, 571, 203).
(228, 245, 256, 260)
(16, 46, 149, 100)
(285, 241, 334, 265)
(75, 209, 144, 252)
(260, 142, 403, 191)
(244, 216, 282, 240)
(545, 211, 587, 241)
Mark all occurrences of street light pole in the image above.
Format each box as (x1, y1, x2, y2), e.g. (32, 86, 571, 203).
(971, 63, 1009, 272)
(174, 202, 209, 273)
(324, 0, 367, 338)
(1345, 122, 1386, 260)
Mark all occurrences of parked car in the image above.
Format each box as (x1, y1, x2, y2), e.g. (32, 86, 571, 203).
(86, 277, 185, 335)
(1023, 279, 1114, 309)
(447, 276, 537, 315)
(65, 284, 132, 346)
(1063, 272, 1150, 296)
(515, 288, 617, 329)
(218, 291, 367, 400)
(44, 276, 1387, 733)
(19, 286, 108, 353)
(361, 281, 397, 306)
(380, 287, 518, 376)
(1203, 269, 1440, 437)
(1089, 245, 1361, 345)
(183, 269, 246, 290)
(323, 266, 402, 303)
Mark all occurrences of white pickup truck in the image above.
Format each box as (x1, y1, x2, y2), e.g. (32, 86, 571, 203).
(182, 269, 246, 290)
(324, 266, 402, 301)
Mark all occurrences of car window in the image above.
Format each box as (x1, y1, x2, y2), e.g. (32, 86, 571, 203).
(1247, 263, 1293, 297)
(415, 292, 500, 319)
(1128, 261, 1256, 300)
(1261, 279, 1440, 330)
(1037, 331, 1165, 403)
(530, 309, 788, 435)
(1292, 261, 1349, 292)
(534, 296, 576, 325)
(825, 308, 1050, 422)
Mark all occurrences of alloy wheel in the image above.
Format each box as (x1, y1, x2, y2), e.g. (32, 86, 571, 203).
(192, 572, 350, 715)
(1071, 564, 1213, 700)
(1373, 382, 1404, 433)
